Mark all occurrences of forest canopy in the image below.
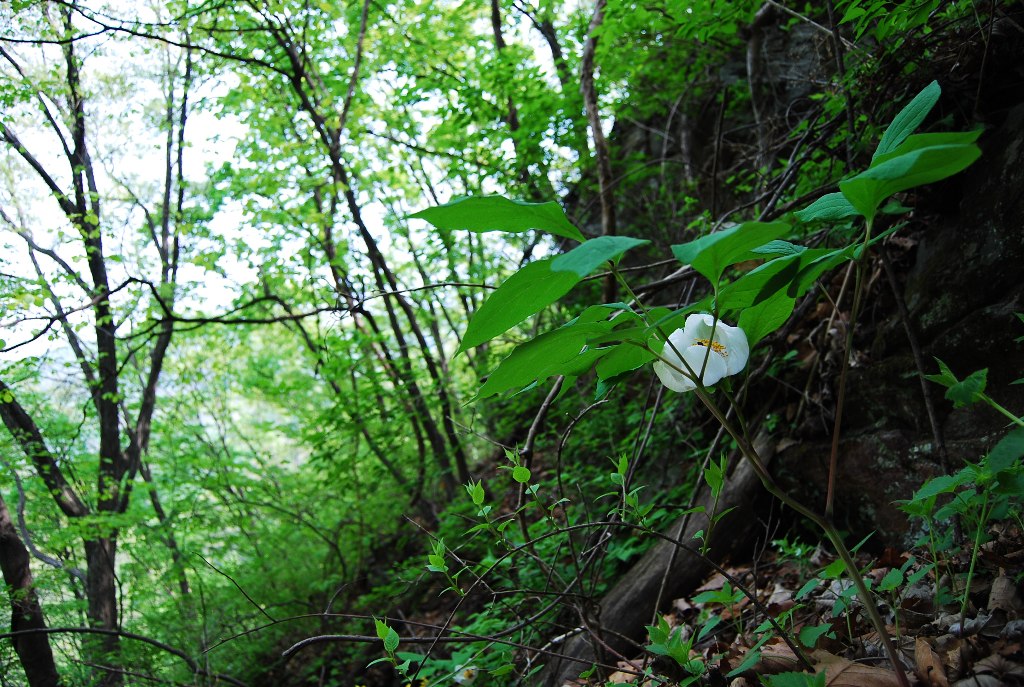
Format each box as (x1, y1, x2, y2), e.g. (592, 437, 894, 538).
(1, 1, 1022, 686)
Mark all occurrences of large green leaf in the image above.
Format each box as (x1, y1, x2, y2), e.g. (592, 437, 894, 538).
(595, 342, 656, 381)
(409, 195, 585, 242)
(459, 238, 649, 351)
(873, 80, 940, 160)
(671, 221, 790, 286)
(476, 322, 613, 399)
(718, 248, 830, 311)
(841, 143, 981, 220)
(738, 291, 795, 347)
(794, 192, 860, 223)
(871, 129, 983, 168)
(986, 427, 1024, 473)
(459, 259, 577, 352)
(551, 235, 649, 276)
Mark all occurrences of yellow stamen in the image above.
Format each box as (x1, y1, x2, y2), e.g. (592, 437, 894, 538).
(695, 338, 728, 355)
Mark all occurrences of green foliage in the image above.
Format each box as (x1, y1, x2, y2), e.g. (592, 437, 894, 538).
(459, 234, 648, 352)
(410, 195, 585, 242)
(645, 615, 709, 682)
(672, 221, 791, 287)
(0, 1, 1011, 684)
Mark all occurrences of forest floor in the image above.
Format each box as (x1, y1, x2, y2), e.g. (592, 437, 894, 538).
(582, 520, 1024, 687)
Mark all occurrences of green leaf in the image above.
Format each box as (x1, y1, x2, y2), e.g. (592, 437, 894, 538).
(751, 240, 808, 257)
(374, 618, 399, 654)
(726, 633, 771, 677)
(798, 623, 834, 648)
(765, 671, 827, 687)
(871, 129, 983, 168)
(794, 192, 860, 223)
(383, 626, 400, 654)
(512, 466, 531, 483)
(476, 322, 611, 398)
(986, 427, 1024, 473)
(595, 341, 657, 380)
(910, 473, 962, 502)
(461, 238, 649, 352)
(703, 457, 725, 497)
(795, 578, 820, 600)
(718, 254, 804, 311)
(737, 291, 795, 347)
(466, 479, 485, 506)
(924, 359, 988, 408)
(551, 235, 649, 277)
(840, 143, 981, 221)
(873, 80, 941, 160)
(696, 614, 722, 641)
(671, 221, 791, 285)
(947, 368, 988, 407)
(877, 567, 904, 592)
(459, 258, 578, 352)
(409, 195, 585, 242)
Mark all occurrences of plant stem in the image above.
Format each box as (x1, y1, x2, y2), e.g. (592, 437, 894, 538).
(826, 217, 874, 518)
(692, 389, 911, 687)
(959, 494, 990, 625)
(980, 393, 1024, 427)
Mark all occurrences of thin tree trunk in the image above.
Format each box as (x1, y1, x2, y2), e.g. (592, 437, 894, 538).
(580, 0, 617, 301)
(0, 493, 62, 687)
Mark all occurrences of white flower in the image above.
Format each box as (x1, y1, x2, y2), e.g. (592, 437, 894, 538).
(453, 665, 477, 685)
(653, 314, 749, 392)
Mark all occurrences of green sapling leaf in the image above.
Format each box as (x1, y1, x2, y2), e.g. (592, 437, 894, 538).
(383, 626, 400, 654)
(877, 567, 904, 592)
(798, 623, 835, 648)
(512, 466, 531, 483)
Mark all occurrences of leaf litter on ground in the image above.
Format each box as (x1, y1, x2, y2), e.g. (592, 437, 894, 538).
(573, 519, 1023, 686)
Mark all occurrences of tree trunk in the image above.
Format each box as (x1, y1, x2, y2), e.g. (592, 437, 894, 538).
(0, 493, 62, 687)
(84, 538, 121, 687)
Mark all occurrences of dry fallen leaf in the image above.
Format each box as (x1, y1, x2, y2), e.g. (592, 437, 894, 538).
(915, 636, 949, 687)
(753, 641, 804, 675)
(988, 573, 1023, 613)
(811, 649, 903, 687)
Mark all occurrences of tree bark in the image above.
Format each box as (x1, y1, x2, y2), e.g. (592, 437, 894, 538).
(580, 0, 618, 301)
(0, 493, 62, 687)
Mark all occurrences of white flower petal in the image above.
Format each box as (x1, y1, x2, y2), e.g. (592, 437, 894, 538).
(653, 358, 697, 392)
(453, 666, 477, 684)
(716, 322, 749, 376)
(681, 344, 728, 386)
(654, 314, 750, 392)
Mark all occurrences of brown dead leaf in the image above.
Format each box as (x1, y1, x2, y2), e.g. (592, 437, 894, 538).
(753, 641, 804, 675)
(604, 659, 648, 686)
(988, 573, 1023, 613)
(811, 649, 903, 687)
(915, 636, 950, 687)
(695, 571, 728, 593)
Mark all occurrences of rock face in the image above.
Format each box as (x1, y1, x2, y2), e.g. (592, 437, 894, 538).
(773, 102, 1024, 546)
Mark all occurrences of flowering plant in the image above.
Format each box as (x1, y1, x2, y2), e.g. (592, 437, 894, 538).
(654, 314, 749, 392)
(410, 80, 982, 687)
